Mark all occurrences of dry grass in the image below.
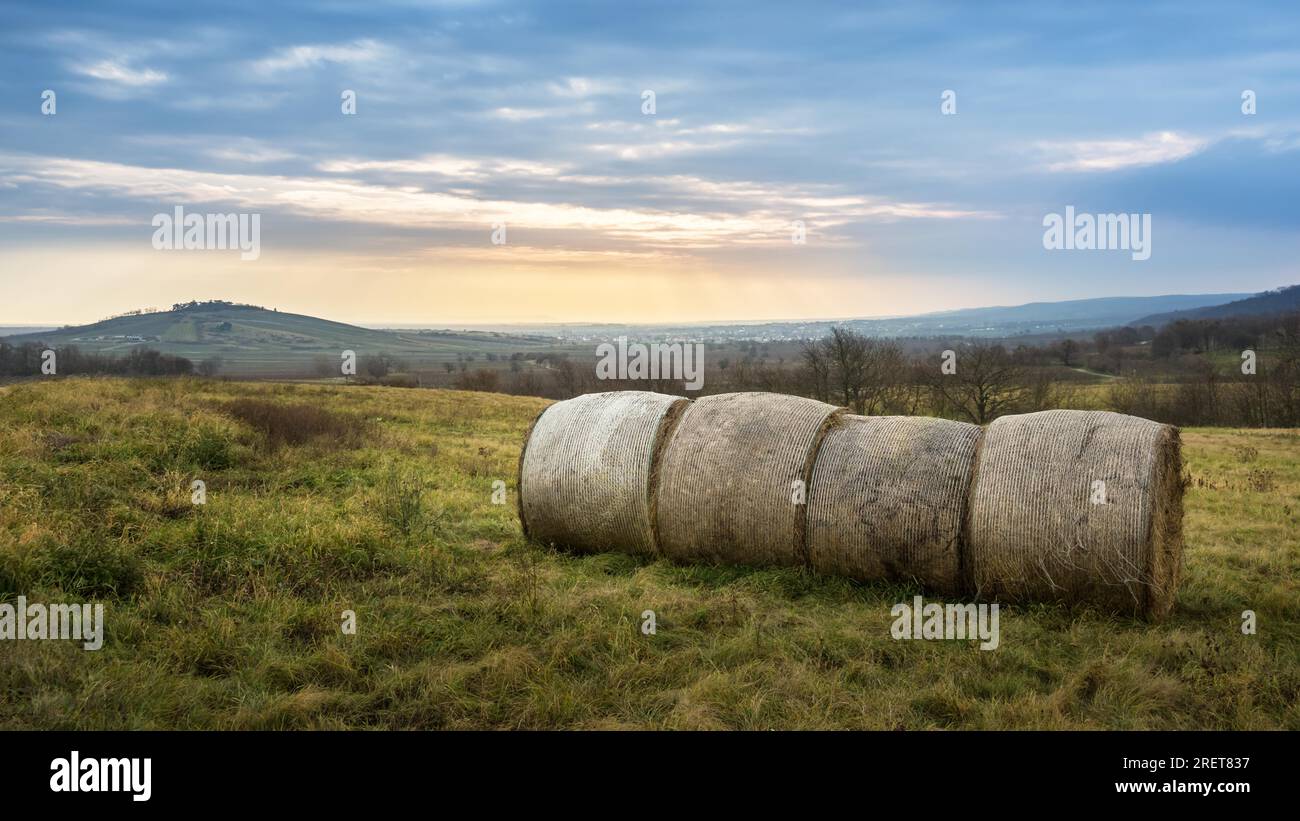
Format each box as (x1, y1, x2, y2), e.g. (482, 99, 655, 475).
(0, 377, 1295, 729)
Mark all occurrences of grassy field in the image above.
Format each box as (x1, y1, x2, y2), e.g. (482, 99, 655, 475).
(0, 378, 1296, 729)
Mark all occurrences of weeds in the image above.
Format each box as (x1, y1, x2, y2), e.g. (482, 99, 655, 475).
(1246, 468, 1276, 493)
(223, 399, 363, 449)
(377, 463, 442, 538)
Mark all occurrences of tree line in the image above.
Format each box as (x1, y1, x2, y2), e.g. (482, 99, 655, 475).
(8, 310, 1298, 428)
(513, 312, 1300, 428)
(0, 343, 194, 377)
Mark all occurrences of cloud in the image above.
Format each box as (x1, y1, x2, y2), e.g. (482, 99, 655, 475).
(489, 107, 549, 121)
(207, 144, 299, 164)
(0, 153, 994, 251)
(580, 118, 815, 160)
(122, 136, 299, 164)
(0, 213, 137, 226)
(317, 154, 565, 178)
(589, 138, 743, 160)
(171, 92, 290, 112)
(1039, 131, 1208, 173)
(72, 59, 167, 87)
(546, 77, 614, 98)
(251, 39, 390, 74)
(410, 245, 692, 268)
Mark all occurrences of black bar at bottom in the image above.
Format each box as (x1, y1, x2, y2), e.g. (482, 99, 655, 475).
(2, 730, 1284, 808)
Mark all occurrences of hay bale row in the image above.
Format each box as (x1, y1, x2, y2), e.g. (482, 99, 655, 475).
(517, 393, 1183, 618)
(966, 410, 1183, 619)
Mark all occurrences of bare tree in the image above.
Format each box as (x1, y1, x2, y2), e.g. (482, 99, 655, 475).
(885, 359, 931, 415)
(931, 341, 1027, 423)
(311, 354, 334, 378)
(552, 356, 589, 399)
(1054, 338, 1079, 367)
(197, 356, 223, 377)
(509, 369, 541, 397)
(1021, 365, 1075, 412)
(455, 368, 500, 393)
(800, 338, 832, 403)
(801, 328, 901, 414)
(867, 341, 905, 414)
(1264, 313, 1300, 426)
(824, 328, 869, 412)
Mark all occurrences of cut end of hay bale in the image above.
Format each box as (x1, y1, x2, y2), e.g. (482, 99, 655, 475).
(967, 409, 1184, 619)
(807, 415, 981, 594)
(519, 391, 688, 555)
(1144, 424, 1184, 620)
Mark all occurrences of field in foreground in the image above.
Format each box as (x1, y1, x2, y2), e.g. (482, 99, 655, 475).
(0, 378, 1297, 729)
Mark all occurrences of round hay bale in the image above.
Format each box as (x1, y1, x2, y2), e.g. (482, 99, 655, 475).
(966, 410, 1183, 619)
(519, 391, 689, 555)
(654, 392, 841, 567)
(806, 415, 981, 594)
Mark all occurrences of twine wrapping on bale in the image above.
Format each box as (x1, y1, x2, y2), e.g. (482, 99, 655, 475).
(654, 392, 841, 567)
(806, 415, 982, 595)
(518, 391, 689, 555)
(966, 409, 1183, 619)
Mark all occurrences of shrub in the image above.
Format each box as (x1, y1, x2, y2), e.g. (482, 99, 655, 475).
(455, 368, 500, 392)
(223, 399, 364, 449)
(378, 373, 419, 388)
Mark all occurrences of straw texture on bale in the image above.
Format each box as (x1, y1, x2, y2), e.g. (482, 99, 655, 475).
(518, 391, 688, 555)
(654, 392, 841, 567)
(966, 410, 1183, 619)
(806, 415, 982, 594)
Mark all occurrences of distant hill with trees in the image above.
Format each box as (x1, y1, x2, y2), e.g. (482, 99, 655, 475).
(1135, 285, 1300, 326)
(0, 300, 552, 377)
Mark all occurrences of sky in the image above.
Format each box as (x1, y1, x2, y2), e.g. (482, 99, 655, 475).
(0, 0, 1298, 326)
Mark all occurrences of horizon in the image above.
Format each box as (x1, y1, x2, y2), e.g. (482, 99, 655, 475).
(0, 287, 1268, 332)
(2, 1, 1299, 324)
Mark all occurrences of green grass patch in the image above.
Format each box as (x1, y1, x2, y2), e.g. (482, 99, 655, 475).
(0, 377, 1295, 729)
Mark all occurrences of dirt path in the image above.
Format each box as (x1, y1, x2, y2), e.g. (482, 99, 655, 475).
(1069, 366, 1120, 381)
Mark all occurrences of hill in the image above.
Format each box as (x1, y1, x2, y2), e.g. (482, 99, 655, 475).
(1, 301, 553, 376)
(1134, 285, 1300, 326)
(915, 293, 1248, 328)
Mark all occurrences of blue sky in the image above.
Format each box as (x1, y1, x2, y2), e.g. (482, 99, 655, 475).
(1, 0, 1297, 324)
